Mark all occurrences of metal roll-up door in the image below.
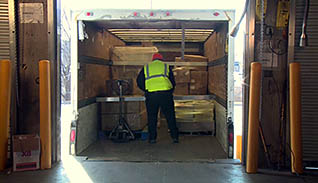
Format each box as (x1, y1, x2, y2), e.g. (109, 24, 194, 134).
(0, 0, 10, 59)
(294, 0, 318, 163)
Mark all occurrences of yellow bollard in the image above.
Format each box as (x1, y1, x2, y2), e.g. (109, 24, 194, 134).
(236, 135, 242, 162)
(39, 60, 51, 169)
(0, 60, 11, 171)
(246, 62, 261, 173)
(289, 63, 303, 174)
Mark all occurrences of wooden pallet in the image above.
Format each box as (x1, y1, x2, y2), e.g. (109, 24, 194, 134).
(179, 131, 215, 136)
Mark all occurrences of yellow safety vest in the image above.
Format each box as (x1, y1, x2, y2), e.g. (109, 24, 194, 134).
(144, 60, 173, 92)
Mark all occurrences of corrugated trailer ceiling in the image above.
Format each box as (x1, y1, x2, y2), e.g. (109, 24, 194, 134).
(108, 29, 214, 42)
(86, 20, 226, 42)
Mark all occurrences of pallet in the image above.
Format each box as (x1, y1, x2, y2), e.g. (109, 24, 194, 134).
(179, 131, 215, 136)
(176, 122, 215, 134)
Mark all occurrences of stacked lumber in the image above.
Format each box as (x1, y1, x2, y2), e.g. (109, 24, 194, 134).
(174, 100, 215, 132)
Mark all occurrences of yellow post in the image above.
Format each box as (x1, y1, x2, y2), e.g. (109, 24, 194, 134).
(39, 60, 51, 169)
(0, 60, 11, 171)
(246, 62, 261, 173)
(236, 135, 242, 162)
(289, 63, 303, 174)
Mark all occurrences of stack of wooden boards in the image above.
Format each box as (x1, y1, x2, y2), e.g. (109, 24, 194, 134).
(175, 100, 215, 133)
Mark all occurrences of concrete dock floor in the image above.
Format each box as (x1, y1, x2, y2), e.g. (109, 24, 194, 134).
(1, 159, 318, 183)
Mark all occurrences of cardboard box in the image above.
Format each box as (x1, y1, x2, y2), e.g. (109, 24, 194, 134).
(111, 46, 158, 62)
(132, 79, 144, 95)
(101, 101, 147, 131)
(109, 66, 144, 96)
(13, 134, 40, 172)
(174, 83, 189, 95)
(173, 67, 190, 83)
(106, 79, 133, 96)
(189, 71, 208, 95)
(101, 113, 147, 131)
(101, 101, 144, 114)
(110, 66, 142, 80)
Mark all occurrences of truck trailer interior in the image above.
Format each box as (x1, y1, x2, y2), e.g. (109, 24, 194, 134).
(71, 10, 235, 162)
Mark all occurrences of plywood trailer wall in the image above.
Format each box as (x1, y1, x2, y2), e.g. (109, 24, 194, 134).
(204, 24, 229, 153)
(78, 23, 125, 59)
(208, 65, 227, 100)
(205, 24, 228, 101)
(78, 23, 125, 101)
(76, 24, 125, 154)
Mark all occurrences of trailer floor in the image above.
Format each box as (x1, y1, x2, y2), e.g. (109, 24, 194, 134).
(79, 121, 227, 162)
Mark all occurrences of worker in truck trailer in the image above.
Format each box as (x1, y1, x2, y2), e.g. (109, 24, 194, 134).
(137, 53, 179, 144)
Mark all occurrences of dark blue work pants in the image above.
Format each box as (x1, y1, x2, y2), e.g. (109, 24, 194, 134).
(145, 91, 179, 141)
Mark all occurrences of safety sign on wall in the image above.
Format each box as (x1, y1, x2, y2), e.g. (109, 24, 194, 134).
(19, 3, 44, 24)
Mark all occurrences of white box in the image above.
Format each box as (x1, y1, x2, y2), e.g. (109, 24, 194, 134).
(13, 134, 40, 172)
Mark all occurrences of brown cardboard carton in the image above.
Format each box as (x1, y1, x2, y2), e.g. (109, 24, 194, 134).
(101, 101, 147, 131)
(12, 134, 40, 171)
(173, 67, 190, 83)
(189, 71, 208, 95)
(101, 112, 147, 131)
(106, 79, 133, 96)
(174, 83, 189, 95)
(132, 79, 144, 95)
(101, 101, 144, 114)
(110, 66, 141, 80)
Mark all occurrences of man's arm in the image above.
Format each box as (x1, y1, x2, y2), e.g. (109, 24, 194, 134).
(169, 66, 176, 91)
(136, 67, 146, 92)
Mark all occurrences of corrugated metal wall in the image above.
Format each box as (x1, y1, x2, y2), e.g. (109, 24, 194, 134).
(294, 0, 318, 163)
(0, 0, 10, 59)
